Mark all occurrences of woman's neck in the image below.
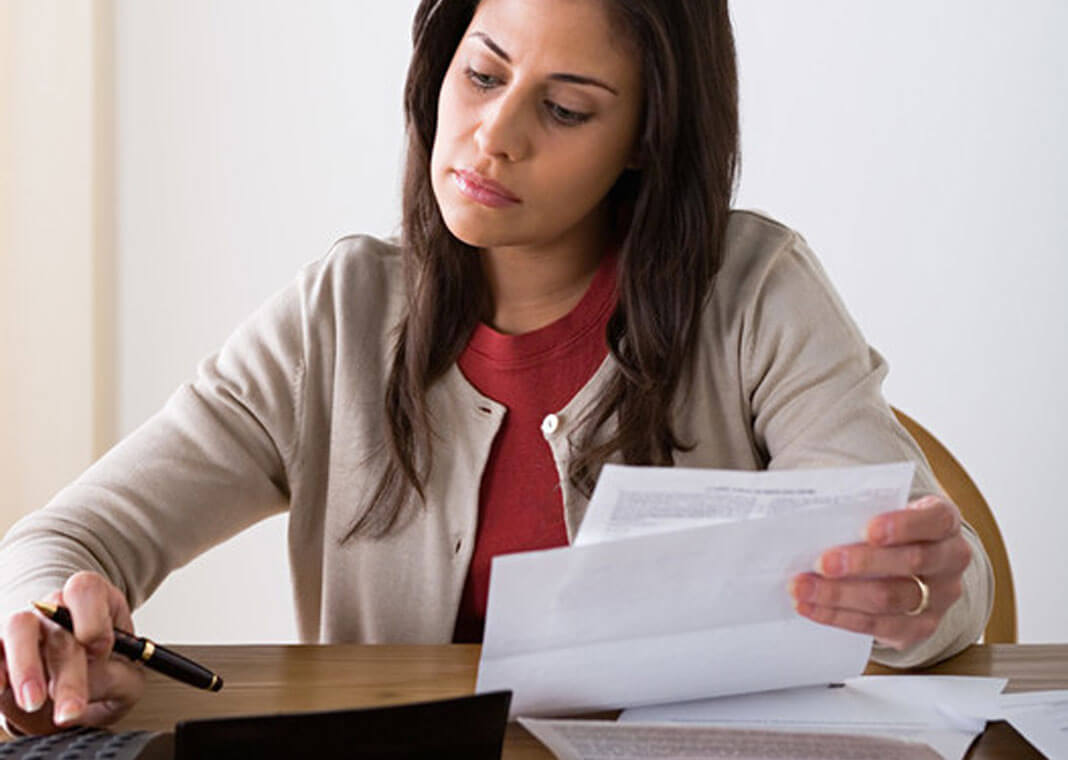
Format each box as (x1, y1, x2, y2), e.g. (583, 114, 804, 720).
(480, 234, 608, 335)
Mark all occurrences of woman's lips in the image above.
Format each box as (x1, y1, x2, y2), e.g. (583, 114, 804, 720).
(452, 169, 521, 208)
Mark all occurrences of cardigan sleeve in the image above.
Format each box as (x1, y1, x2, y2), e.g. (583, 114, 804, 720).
(739, 226, 994, 668)
(0, 268, 310, 620)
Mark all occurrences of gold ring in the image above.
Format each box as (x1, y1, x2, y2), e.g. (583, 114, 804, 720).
(141, 640, 156, 662)
(905, 574, 931, 616)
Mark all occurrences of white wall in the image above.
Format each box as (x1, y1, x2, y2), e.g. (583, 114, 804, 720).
(0, 2, 98, 528)
(112, 2, 1067, 643)
(116, 0, 421, 641)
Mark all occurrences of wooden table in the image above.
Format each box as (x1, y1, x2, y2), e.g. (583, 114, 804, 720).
(41, 644, 1068, 757)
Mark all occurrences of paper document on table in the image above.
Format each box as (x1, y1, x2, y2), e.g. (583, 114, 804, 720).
(519, 718, 942, 760)
(575, 462, 915, 545)
(998, 690, 1068, 759)
(621, 675, 1007, 760)
(476, 462, 915, 717)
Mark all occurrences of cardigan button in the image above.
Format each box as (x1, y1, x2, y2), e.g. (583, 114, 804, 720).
(540, 413, 560, 437)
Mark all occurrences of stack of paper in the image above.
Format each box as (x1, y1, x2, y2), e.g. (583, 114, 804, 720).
(476, 462, 915, 715)
(476, 462, 1068, 759)
(522, 682, 1068, 760)
(518, 717, 944, 760)
(616, 675, 1006, 760)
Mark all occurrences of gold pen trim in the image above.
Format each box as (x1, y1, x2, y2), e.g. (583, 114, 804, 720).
(31, 600, 58, 617)
(209, 675, 220, 690)
(141, 640, 155, 662)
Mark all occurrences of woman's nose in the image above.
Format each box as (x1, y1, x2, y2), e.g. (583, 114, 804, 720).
(474, 92, 531, 163)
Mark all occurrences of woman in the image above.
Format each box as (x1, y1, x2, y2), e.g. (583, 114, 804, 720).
(0, 0, 990, 736)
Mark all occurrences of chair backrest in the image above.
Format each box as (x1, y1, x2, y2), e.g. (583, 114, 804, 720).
(891, 406, 1017, 643)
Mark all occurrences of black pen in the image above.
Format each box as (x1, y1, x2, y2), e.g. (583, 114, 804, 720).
(32, 601, 223, 692)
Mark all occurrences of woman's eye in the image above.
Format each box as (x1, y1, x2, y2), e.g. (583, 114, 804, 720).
(464, 67, 499, 90)
(545, 101, 591, 127)
(463, 66, 590, 127)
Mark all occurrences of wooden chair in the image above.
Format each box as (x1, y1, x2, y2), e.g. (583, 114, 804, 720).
(891, 406, 1017, 643)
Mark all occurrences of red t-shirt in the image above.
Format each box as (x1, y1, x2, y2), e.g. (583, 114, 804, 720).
(451, 253, 618, 642)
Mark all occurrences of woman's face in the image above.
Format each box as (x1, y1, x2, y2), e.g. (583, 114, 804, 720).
(430, 0, 643, 253)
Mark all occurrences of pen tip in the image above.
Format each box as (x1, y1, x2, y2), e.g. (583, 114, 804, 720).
(31, 600, 58, 616)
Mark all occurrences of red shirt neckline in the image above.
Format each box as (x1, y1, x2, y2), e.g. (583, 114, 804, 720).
(463, 250, 618, 371)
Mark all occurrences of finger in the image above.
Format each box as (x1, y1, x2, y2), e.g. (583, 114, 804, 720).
(105, 580, 135, 634)
(42, 620, 89, 727)
(81, 658, 145, 727)
(0, 685, 56, 736)
(791, 572, 963, 616)
(61, 572, 125, 657)
(865, 496, 960, 546)
(794, 601, 942, 650)
(816, 534, 972, 579)
(2, 611, 47, 714)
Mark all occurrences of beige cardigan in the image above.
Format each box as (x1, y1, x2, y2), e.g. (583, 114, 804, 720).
(0, 210, 992, 668)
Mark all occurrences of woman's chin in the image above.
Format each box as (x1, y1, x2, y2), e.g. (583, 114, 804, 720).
(440, 213, 525, 250)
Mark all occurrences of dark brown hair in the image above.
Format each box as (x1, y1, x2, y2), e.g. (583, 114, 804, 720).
(344, 0, 739, 539)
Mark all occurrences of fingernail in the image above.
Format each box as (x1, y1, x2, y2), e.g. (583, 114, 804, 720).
(792, 576, 813, 602)
(20, 681, 45, 712)
(868, 520, 889, 545)
(55, 698, 82, 726)
(816, 551, 845, 577)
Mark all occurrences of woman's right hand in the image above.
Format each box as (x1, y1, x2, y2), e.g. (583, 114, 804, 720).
(0, 571, 145, 735)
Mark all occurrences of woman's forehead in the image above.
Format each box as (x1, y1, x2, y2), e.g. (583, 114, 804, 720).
(465, 0, 639, 82)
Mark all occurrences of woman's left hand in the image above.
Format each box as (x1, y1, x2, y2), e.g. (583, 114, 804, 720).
(789, 494, 972, 650)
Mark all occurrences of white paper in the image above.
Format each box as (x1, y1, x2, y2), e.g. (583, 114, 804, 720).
(476, 463, 915, 716)
(998, 690, 1068, 759)
(621, 675, 1007, 760)
(575, 462, 914, 546)
(519, 718, 942, 760)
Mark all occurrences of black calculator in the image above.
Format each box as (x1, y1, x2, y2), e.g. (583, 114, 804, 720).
(0, 725, 172, 759)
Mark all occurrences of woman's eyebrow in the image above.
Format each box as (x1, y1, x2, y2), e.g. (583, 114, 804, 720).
(468, 32, 619, 96)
